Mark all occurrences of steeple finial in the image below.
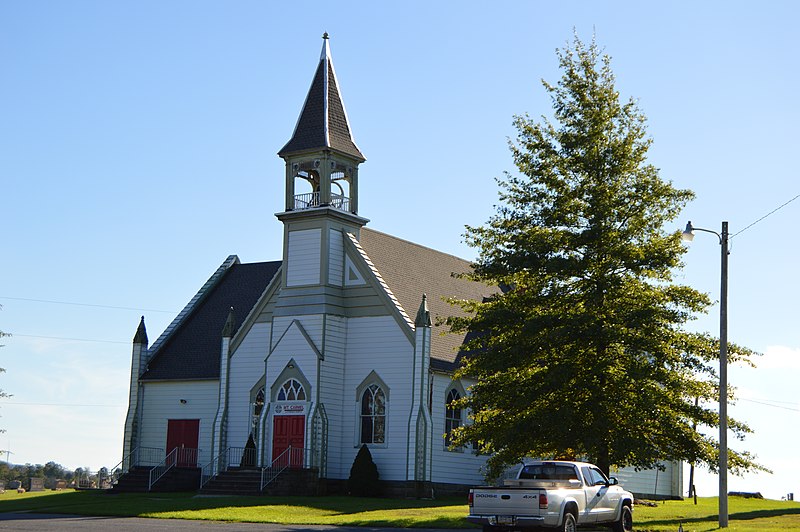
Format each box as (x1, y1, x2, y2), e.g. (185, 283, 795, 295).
(133, 316, 148, 345)
(222, 307, 236, 338)
(322, 32, 329, 39)
(415, 294, 431, 327)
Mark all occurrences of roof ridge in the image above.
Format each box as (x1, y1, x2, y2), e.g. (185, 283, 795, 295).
(147, 255, 240, 356)
(361, 227, 474, 265)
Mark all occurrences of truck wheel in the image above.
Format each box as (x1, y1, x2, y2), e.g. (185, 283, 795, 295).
(560, 512, 577, 532)
(611, 505, 633, 532)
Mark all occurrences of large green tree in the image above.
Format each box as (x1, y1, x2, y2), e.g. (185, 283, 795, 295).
(449, 36, 764, 479)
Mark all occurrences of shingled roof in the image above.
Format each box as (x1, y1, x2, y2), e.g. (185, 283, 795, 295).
(278, 34, 365, 161)
(141, 259, 281, 381)
(359, 228, 493, 371)
(140, 229, 490, 380)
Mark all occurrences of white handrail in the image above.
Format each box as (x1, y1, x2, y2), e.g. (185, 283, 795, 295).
(199, 449, 225, 489)
(110, 446, 163, 486)
(147, 447, 199, 491)
(149, 448, 178, 491)
(200, 446, 257, 488)
(260, 446, 308, 490)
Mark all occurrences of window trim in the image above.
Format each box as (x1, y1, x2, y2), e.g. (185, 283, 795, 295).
(355, 371, 390, 448)
(444, 382, 467, 452)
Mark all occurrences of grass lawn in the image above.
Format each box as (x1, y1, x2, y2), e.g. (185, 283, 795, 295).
(1, 489, 799, 530)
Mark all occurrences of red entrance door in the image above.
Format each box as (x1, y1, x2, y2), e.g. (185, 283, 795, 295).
(166, 419, 199, 467)
(272, 415, 305, 467)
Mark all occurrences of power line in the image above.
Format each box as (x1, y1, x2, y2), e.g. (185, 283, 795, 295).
(0, 296, 175, 314)
(7, 333, 128, 345)
(731, 193, 800, 239)
(3, 401, 124, 408)
(738, 398, 800, 413)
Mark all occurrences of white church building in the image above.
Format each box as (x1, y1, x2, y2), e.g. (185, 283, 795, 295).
(120, 35, 682, 499)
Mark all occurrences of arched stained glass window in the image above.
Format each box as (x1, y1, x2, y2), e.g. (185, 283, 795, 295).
(445, 388, 462, 447)
(251, 387, 265, 435)
(277, 379, 306, 401)
(360, 384, 386, 444)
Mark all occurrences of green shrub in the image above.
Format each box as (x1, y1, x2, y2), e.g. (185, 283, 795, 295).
(347, 444, 380, 497)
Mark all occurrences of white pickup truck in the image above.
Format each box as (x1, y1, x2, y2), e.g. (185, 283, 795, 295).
(467, 461, 634, 532)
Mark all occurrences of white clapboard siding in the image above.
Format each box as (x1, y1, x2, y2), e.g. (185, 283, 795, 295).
(287, 229, 321, 286)
(329, 228, 344, 286)
(319, 314, 347, 476)
(227, 322, 271, 449)
(271, 315, 324, 355)
(430, 373, 488, 485)
(139, 380, 219, 466)
(327, 315, 413, 481)
(267, 317, 322, 394)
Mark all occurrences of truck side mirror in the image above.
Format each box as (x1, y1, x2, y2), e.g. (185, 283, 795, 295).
(608, 477, 619, 486)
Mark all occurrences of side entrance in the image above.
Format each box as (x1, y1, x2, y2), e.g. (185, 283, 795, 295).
(166, 419, 200, 467)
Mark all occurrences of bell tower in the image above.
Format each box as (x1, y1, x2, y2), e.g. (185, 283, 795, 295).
(276, 34, 368, 291)
(279, 33, 365, 216)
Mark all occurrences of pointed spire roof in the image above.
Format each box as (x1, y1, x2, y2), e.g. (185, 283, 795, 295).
(222, 307, 236, 338)
(278, 33, 365, 162)
(133, 316, 148, 345)
(415, 294, 431, 328)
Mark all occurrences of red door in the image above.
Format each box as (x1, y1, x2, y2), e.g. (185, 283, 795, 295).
(166, 419, 200, 467)
(272, 415, 305, 467)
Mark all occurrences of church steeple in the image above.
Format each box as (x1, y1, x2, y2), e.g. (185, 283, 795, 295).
(279, 33, 364, 161)
(279, 34, 365, 216)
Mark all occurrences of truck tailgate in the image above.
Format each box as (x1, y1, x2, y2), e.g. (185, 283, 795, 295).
(471, 487, 545, 517)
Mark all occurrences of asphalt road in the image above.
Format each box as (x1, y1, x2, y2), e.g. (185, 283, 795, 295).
(0, 513, 477, 532)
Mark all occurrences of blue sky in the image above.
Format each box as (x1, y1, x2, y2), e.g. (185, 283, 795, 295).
(1, 1, 798, 499)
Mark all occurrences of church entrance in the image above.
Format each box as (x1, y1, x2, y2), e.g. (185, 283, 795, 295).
(272, 415, 305, 467)
(166, 419, 199, 467)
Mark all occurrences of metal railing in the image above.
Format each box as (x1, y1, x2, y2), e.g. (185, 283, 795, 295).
(148, 447, 199, 491)
(110, 447, 163, 486)
(200, 449, 224, 489)
(199, 446, 257, 488)
(294, 191, 320, 209)
(293, 192, 350, 212)
(260, 446, 309, 491)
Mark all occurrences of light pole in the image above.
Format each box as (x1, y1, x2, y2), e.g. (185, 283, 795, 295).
(681, 220, 729, 528)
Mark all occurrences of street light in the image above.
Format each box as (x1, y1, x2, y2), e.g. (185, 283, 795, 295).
(681, 220, 729, 528)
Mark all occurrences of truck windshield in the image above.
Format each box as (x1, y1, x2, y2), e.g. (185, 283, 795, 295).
(519, 464, 578, 481)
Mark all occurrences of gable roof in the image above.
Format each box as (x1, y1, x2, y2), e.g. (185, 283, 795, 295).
(278, 35, 365, 161)
(358, 228, 493, 371)
(140, 229, 489, 380)
(141, 259, 281, 381)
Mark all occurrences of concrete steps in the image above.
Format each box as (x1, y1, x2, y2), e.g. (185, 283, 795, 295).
(111, 466, 200, 493)
(199, 467, 320, 496)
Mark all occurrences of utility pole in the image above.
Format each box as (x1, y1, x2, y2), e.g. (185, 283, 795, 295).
(719, 221, 729, 528)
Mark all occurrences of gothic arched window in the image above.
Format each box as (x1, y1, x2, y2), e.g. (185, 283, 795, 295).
(277, 379, 306, 401)
(360, 384, 386, 444)
(251, 387, 265, 435)
(445, 388, 462, 447)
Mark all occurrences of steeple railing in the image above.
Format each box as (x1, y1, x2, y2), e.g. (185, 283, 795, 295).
(293, 192, 350, 212)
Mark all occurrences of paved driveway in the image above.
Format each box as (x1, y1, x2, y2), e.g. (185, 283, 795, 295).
(0, 513, 476, 532)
